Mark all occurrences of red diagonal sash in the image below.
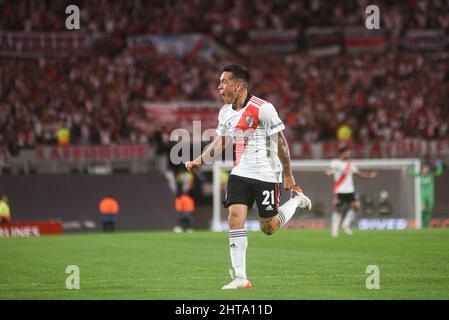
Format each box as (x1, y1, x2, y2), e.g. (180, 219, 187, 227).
(334, 162, 352, 193)
(233, 105, 259, 167)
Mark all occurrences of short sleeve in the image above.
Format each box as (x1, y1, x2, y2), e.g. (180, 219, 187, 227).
(330, 160, 338, 169)
(260, 103, 285, 136)
(351, 163, 359, 173)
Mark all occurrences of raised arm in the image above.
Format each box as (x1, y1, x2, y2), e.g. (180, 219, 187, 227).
(355, 171, 377, 179)
(185, 135, 228, 173)
(407, 164, 420, 177)
(277, 131, 295, 190)
(434, 160, 444, 177)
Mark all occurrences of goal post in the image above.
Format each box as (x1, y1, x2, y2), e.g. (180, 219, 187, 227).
(211, 159, 422, 231)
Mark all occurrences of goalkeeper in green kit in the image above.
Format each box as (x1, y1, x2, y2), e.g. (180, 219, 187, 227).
(408, 160, 444, 228)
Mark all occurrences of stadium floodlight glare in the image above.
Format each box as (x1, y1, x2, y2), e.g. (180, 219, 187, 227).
(211, 159, 422, 232)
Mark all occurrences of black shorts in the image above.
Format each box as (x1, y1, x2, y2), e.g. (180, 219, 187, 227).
(334, 192, 358, 207)
(223, 174, 281, 218)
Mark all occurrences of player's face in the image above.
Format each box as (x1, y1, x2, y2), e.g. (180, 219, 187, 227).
(218, 72, 238, 104)
(422, 165, 430, 174)
(341, 150, 351, 160)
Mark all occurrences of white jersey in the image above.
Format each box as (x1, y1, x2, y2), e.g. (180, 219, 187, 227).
(330, 159, 359, 194)
(216, 95, 285, 183)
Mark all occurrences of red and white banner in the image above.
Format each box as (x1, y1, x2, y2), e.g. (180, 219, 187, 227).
(306, 27, 342, 56)
(344, 27, 387, 53)
(127, 34, 214, 59)
(400, 29, 448, 51)
(291, 140, 449, 160)
(248, 29, 298, 53)
(0, 32, 88, 57)
(144, 101, 219, 129)
(36, 145, 150, 161)
(0, 221, 63, 237)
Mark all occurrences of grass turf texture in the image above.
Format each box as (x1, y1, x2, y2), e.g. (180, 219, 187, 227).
(1, 229, 448, 299)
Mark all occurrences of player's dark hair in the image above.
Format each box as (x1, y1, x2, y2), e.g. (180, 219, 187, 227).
(339, 145, 350, 154)
(222, 65, 250, 85)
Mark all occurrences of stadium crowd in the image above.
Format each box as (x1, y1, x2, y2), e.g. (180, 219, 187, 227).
(2, 0, 449, 38)
(1, 0, 449, 157)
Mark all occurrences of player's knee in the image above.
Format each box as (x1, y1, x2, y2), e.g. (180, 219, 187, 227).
(228, 211, 242, 229)
(261, 227, 274, 236)
(260, 222, 275, 236)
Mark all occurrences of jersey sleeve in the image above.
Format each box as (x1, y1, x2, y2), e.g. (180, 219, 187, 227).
(260, 103, 285, 136)
(435, 161, 444, 176)
(351, 163, 359, 173)
(330, 160, 338, 170)
(216, 107, 228, 136)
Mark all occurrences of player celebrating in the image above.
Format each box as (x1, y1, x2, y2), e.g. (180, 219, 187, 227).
(325, 146, 377, 237)
(185, 65, 311, 289)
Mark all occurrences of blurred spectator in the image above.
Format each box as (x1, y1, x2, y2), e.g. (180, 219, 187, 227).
(361, 195, 375, 217)
(0, 195, 11, 223)
(176, 169, 194, 195)
(173, 166, 196, 232)
(56, 125, 71, 146)
(173, 193, 195, 233)
(99, 195, 120, 232)
(220, 170, 229, 191)
(377, 190, 392, 216)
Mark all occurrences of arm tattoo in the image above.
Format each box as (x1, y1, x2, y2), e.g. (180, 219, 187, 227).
(277, 131, 292, 176)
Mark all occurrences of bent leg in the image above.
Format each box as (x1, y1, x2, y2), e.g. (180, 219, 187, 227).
(342, 201, 358, 231)
(260, 216, 281, 236)
(259, 191, 302, 236)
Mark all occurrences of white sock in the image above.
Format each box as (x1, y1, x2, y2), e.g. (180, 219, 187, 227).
(342, 209, 355, 229)
(331, 212, 341, 237)
(278, 197, 300, 229)
(229, 229, 247, 279)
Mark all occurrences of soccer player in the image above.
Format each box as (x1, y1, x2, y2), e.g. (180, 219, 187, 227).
(408, 160, 444, 228)
(185, 65, 311, 289)
(324, 146, 377, 237)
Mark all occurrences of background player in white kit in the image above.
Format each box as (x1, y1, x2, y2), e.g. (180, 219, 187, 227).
(325, 146, 377, 237)
(186, 65, 312, 289)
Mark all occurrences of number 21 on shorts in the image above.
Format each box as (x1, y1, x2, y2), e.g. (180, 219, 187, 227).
(262, 190, 275, 205)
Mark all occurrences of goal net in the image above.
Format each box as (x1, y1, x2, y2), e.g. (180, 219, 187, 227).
(211, 159, 422, 231)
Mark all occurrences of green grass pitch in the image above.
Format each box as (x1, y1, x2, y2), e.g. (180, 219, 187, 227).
(1, 229, 448, 299)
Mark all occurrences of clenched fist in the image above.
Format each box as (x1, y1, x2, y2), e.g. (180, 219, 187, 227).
(185, 158, 202, 173)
